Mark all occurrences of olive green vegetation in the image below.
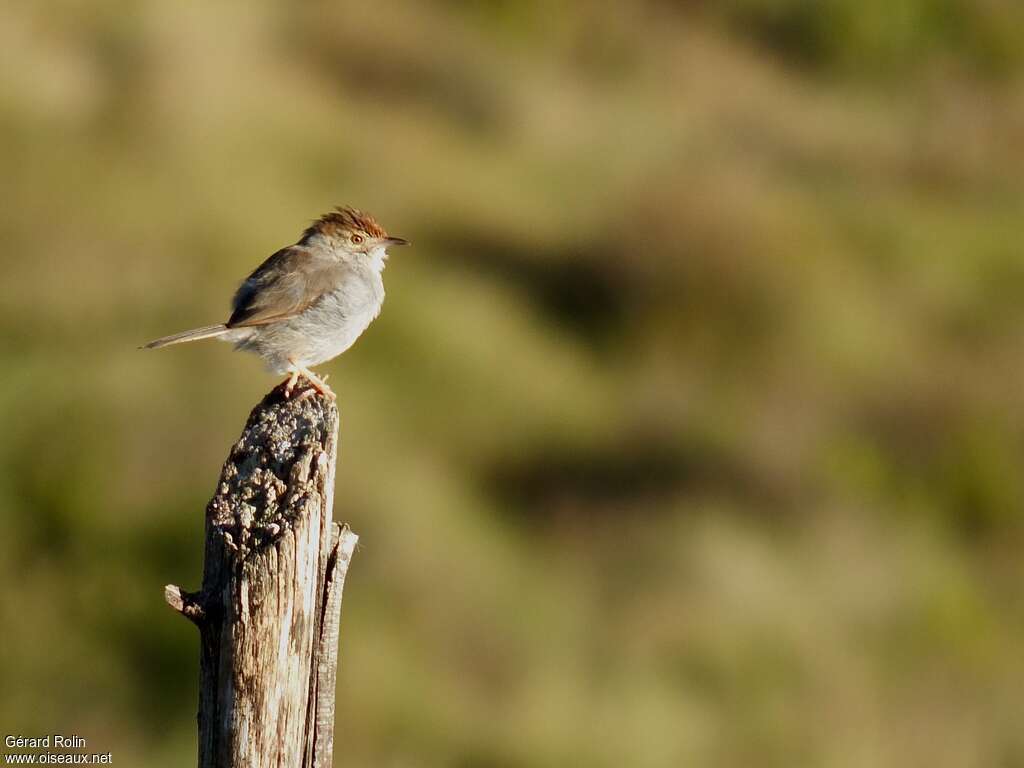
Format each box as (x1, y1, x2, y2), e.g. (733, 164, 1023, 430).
(2, 1, 1023, 766)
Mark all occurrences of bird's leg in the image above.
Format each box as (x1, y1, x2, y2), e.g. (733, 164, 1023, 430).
(282, 359, 335, 400)
(296, 364, 336, 400)
(283, 365, 301, 399)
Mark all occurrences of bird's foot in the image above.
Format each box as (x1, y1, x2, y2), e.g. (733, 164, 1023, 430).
(297, 365, 336, 400)
(282, 361, 335, 400)
(283, 368, 301, 399)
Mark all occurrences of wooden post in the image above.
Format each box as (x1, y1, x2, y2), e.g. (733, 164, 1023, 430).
(165, 385, 358, 768)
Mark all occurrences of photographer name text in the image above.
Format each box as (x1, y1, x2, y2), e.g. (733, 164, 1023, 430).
(6, 737, 86, 750)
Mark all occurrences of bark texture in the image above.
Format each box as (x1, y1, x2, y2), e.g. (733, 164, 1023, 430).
(166, 384, 358, 768)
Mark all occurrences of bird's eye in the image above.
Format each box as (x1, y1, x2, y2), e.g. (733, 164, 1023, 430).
(351, 234, 364, 245)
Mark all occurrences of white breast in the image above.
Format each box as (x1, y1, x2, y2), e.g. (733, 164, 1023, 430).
(296, 262, 385, 367)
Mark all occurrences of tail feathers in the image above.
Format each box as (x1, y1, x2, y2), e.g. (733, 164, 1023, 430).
(142, 324, 229, 350)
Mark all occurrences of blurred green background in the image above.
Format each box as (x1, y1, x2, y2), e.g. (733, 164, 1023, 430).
(3, 1, 1024, 766)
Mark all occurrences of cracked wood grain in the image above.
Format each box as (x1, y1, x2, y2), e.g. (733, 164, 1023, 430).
(166, 383, 358, 768)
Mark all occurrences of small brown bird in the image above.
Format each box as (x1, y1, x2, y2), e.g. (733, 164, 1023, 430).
(144, 206, 408, 399)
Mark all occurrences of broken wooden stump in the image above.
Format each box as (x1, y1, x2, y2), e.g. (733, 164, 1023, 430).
(166, 384, 358, 768)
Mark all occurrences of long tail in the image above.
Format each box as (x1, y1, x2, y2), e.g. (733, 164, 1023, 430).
(142, 324, 229, 349)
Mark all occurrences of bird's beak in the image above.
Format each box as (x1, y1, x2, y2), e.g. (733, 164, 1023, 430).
(384, 236, 409, 247)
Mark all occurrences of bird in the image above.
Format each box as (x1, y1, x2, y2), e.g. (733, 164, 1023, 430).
(143, 206, 408, 399)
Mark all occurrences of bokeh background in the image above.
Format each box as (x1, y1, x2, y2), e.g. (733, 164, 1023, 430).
(3, 1, 1024, 766)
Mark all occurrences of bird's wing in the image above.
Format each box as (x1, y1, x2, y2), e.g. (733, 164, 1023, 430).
(227, 246, 342, 328)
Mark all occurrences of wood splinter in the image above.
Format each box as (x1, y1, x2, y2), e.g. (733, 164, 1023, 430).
(164, 584, 206, 625)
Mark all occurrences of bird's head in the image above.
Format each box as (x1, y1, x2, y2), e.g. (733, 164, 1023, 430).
(302, 206, 408, 264)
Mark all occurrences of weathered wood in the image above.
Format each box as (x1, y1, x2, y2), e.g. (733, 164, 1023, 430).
(166, 384, 358, 768)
